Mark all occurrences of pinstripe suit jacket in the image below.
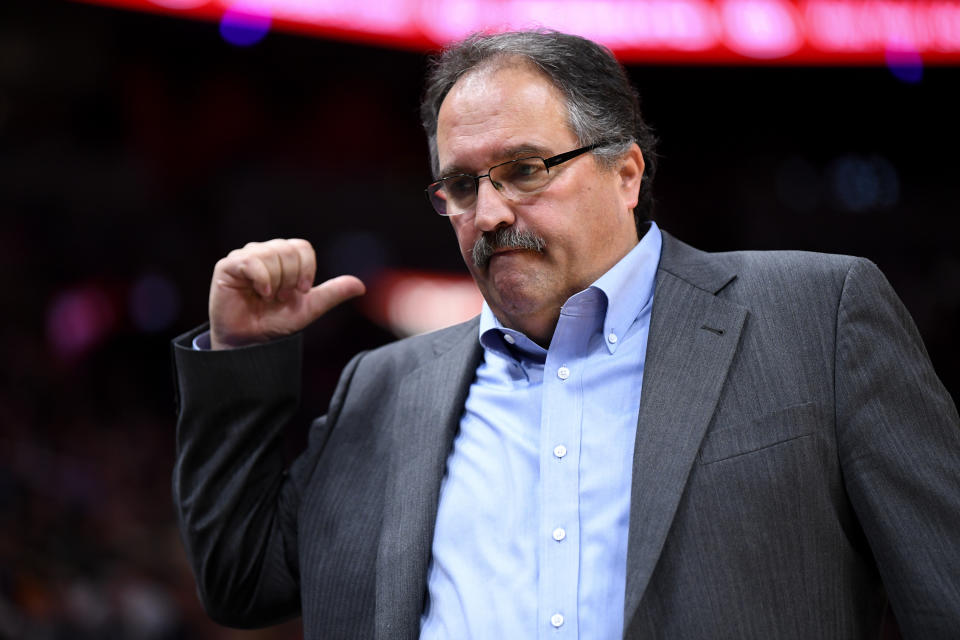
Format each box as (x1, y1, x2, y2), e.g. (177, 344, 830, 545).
(172, 231, 960, 639)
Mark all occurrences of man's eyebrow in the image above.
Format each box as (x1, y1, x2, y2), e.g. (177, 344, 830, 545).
(438, 144, 553, 179)
(438, 164, 471, 179)
(502, 144, 552, 161)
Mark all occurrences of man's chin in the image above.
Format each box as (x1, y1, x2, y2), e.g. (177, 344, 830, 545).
(468, 251, 546, 307)
(483, 251, 538, 284)
(487, 271, 544, 310)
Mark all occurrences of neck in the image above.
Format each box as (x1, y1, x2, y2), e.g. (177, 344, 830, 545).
(507, 311, 558, 349)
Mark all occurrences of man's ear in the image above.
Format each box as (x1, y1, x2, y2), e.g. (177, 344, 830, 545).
(617, 143, 645, 211)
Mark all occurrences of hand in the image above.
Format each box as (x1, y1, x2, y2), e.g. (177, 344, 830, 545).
(208, 238, 365, 350)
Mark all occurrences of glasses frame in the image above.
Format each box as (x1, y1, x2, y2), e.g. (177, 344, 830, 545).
(425, 141, 608, 216)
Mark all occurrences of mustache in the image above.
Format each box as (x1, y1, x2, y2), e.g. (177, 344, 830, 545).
(472, 227, 546, 270)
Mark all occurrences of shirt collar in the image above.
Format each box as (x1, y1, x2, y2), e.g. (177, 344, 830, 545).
(590, 220, 661, 353)
(479, 221, 662, 359)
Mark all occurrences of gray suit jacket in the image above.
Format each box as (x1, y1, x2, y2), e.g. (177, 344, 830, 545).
(172, 231, 960, 639)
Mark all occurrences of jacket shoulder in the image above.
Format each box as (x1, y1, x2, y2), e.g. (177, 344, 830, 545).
(659, 230, 868, 300)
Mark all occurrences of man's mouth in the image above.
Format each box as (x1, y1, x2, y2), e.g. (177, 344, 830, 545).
(472, 227, 546, 269)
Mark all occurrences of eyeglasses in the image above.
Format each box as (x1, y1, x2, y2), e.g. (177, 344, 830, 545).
(425, 141, 607, 216)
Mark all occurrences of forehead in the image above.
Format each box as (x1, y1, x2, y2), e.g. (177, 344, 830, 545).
(436, 64, 576, 174)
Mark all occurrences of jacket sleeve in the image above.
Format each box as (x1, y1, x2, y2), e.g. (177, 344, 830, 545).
(834, 259, 960, 638)
(170, 326, 363, 628)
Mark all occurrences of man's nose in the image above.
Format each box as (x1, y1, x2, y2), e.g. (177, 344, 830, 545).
(473, 178, 516, 232)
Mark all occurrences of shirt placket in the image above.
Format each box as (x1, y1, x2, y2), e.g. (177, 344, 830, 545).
(537, 310, 591, 639)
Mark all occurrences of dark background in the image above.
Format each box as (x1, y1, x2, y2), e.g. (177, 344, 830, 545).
(2, 1, 957, 638)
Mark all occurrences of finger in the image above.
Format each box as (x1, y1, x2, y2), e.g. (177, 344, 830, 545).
(276, 243, 301, 294)
(257, 252, 283, 299)
(290, 239, 316, 293)
(220, 253, 273, 298)
(304, 275, 366, 322)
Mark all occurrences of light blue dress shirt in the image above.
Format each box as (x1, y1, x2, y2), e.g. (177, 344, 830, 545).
(420, 223, 662, 639)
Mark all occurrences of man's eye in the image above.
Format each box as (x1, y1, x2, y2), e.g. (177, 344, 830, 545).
(445, 177, 476, 199)
(503, 159, 546, 184)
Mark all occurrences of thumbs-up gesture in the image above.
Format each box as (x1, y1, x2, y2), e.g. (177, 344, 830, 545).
(208, 238, 365, 350)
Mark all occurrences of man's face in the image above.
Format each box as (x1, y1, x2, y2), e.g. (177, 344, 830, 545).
(435, 64, 643, 343)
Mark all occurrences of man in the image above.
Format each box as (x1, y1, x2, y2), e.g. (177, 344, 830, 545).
(172, 30, 960, 639)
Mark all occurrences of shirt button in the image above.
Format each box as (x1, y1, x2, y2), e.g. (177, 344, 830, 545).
(503, 333, 515, 344)
(608, 332, 618, 344)
(553, 444, 567, 458)
(552, 527, 566, 541)
(551, 613, 564, 628)
(557, 366, 570, 380)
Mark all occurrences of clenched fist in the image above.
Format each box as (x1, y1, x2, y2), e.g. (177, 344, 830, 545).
(208, 238, 365, 350)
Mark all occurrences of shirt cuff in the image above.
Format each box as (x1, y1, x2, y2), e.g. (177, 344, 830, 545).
(192, 331, 212, 350)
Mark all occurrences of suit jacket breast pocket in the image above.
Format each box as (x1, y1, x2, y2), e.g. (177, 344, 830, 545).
(699, 401, 821, 464)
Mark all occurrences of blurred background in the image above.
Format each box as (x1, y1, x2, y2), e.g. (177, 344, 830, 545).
(1, 0, 958, 637)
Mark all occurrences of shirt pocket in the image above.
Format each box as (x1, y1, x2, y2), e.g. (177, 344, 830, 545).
(699, 401, 820, 464)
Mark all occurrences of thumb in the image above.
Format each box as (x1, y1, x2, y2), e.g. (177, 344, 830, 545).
(304, 275, 366, 321)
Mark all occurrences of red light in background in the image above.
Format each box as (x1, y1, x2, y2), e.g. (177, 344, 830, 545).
(720, 0, 803, 59)
(804, 2, 960, 54)
(72, 0, 960, 64)
(149, 0, 208, 7)
(363, 270, 483, 337)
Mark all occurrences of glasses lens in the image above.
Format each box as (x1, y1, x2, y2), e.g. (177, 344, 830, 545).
(426, 182, 448, 215)
(445, 176, 477, 206)
(491, 157, 549, 196)
(430, 176, 477, 216)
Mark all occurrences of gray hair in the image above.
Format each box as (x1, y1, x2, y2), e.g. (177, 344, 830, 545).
(420, 30, 658, 228)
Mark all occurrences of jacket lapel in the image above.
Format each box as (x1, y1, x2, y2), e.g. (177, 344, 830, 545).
(375, 320, 483, 640)
(623, 233, 748, 629)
